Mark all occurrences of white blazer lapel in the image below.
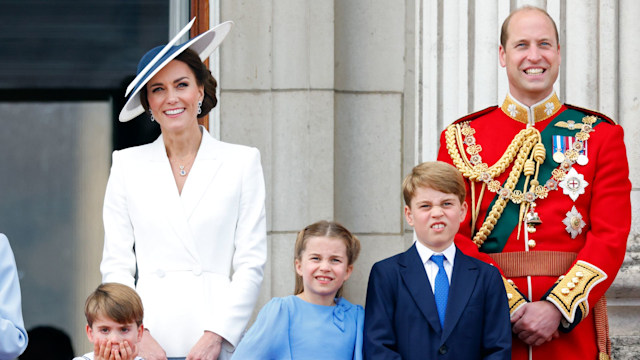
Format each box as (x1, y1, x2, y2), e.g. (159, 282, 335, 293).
(180, 130, 223, 220)
(150, 134, 202, 262)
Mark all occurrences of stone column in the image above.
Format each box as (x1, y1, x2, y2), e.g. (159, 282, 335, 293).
(334, 0, 410, 304)
(220, 0, 336, 304)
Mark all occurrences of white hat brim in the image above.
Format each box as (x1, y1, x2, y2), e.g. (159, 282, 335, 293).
(119, 20, 233, 122)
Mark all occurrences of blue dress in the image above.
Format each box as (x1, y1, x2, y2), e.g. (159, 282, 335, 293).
(232, 295, 363, 360)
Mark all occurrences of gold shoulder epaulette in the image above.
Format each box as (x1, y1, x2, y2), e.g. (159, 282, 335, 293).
(545, 260, 607, 323)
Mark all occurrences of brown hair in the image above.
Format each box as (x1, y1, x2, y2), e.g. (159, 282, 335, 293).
(140, 48, 218, 118)
(294, 221, 361, 298)
(402, 161, 466, 206)
(84, 283, 144, 327)
(500, 6, 559, 48)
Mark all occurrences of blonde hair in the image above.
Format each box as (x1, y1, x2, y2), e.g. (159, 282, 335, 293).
(293, 220, 361, 298)
(402, 161, 466, 206)
(84, 283, 144, 327)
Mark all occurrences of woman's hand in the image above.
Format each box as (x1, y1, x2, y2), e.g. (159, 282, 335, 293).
(186, 331, 223, 360)
(138, 329, 167, 360)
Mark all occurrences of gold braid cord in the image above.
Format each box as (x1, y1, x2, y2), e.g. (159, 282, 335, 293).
(445, 123, 543, 247)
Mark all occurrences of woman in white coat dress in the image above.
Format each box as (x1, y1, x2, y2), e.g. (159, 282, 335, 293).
(100, 19, 266, 360)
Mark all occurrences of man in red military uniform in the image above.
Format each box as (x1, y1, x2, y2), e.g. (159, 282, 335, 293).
(437, 6, 631, 360)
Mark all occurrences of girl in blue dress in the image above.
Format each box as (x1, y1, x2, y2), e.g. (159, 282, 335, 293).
(232, 220, 363, 360)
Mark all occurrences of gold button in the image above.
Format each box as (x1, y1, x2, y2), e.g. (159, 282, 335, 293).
(567, 282, 575, 289)
(507, 279, 514, 285)
(576, 271, 584, 278)
(507, 293, 513, 299)
(558, 275, 565, 280)
(561, 288, 570, 295)
(572, 277, 579, 283)
(527, 239, 536, 248)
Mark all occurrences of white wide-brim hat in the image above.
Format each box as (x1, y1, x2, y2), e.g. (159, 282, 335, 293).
(119, 18, 233, 122)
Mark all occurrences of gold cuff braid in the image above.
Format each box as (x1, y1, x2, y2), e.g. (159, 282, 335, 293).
(546, 260, 607, 323)
(502, 276, 527, 315)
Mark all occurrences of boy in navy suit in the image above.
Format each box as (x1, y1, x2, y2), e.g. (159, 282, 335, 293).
(364, 161, 511, 359)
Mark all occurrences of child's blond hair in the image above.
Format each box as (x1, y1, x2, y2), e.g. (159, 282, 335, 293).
(84, 283, 143, 327)
(402, 161, 466, 206)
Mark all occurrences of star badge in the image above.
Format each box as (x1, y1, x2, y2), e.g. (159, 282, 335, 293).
(559, 167, 589, 201)
(562, 206, 586, 239)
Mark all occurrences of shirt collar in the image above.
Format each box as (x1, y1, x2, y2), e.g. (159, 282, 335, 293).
(500, 91, 562, 125)
(415, 240, 456, 265)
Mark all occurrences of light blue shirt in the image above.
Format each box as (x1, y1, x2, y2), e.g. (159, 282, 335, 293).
(0, 234, 28, 359)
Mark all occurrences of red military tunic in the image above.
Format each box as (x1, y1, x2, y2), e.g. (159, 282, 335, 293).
(437, 92, 631, 360)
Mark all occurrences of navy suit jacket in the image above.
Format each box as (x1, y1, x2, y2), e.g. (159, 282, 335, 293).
(364, 244, 511, 360)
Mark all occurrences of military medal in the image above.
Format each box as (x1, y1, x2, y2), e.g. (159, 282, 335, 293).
(559, 167, 588, 201)
(576, 140, 588, 165)
(566, 136, 589, 166)
(552, 135, 566, 163)
(446, 113, 596, 248)
(562, 206, 586, 239)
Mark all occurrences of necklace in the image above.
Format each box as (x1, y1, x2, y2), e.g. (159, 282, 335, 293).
(169, 154, 196, 177)
(445, 115, 596, 247)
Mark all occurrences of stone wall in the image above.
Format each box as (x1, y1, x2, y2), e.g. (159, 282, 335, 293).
(217, 0, 639, 357)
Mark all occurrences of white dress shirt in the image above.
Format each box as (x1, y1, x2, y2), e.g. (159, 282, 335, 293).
(415, 241, 456, 293)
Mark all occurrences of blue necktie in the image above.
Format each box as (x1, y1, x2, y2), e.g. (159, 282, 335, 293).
(431, 254, 449, 328)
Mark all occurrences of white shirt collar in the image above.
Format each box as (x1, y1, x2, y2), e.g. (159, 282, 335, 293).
(415, 240, 456, 265)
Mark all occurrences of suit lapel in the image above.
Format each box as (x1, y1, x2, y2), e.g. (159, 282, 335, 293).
(180, 130, 223, 220)
(148, 134, 201, 262)
(399, 244, 443, 333)
(441, 248, 478, 341)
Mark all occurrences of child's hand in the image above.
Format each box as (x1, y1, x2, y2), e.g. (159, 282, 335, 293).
(93, 339, 112, 360)
(111, 340, 138, 360)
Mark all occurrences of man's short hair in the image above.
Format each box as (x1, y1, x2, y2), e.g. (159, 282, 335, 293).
(402, 161, 466, 206)
(500, 6, 559, 48)
(84, 283, 143, 327)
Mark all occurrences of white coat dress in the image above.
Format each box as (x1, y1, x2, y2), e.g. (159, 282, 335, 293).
(100, 127, 267, 358)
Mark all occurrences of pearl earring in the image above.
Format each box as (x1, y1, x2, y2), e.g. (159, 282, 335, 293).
(149, 109, 155, 122)
(197, 101, 202, 115)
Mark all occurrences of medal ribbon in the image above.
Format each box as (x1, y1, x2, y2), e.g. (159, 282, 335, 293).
(480, 109, 602, 253)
